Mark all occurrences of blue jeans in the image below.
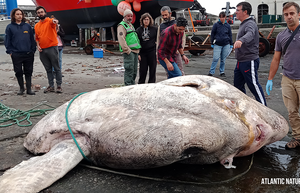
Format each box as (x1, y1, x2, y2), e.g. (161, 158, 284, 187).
(159, 59, 182, 79)
(209, 44, 230, 75)
(58, 48, 63, 69)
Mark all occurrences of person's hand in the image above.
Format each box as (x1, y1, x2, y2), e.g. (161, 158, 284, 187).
(266, 80, 273, 95)
(211, 45, 214, 48)
(138, 55, 141, 61)
(9, 53, 12, 56)
(234, 40, 242, 49)
(53, 19, 59, 24)
(230, 45, 233, 49)
(182, 55, 189, 64)
(37, 45, 42, 52)
(166, 62, 174, 71)
(157, 59, 160, 64)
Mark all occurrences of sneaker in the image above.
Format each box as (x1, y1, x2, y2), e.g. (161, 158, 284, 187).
(285, 138, 300, 149)
(207, 73, 213, 76)
(44, 86, 55, 93)
(56, 86, 63, 93)
(220, 73, 226, 77)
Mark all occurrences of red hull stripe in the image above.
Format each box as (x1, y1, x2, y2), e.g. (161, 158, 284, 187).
(34, 0, 193, 12)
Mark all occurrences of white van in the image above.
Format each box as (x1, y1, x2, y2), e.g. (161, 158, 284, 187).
(233, 15, 255, 25)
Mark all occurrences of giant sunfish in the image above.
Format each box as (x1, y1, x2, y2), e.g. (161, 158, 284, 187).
(0, 75, 289, 193)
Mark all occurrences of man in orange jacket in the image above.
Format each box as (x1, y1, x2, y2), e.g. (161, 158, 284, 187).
(35, 6, 62, 93)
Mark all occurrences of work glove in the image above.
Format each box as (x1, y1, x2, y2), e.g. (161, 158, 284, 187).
(230, 45, 233, 49)
(266, 80, 273, 95)
(211, 45, 214, 48)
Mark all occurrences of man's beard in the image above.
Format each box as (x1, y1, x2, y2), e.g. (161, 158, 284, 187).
(163, 17, 171, 22)
(125, 18, 132, 23)
(39, 15, 46, 20)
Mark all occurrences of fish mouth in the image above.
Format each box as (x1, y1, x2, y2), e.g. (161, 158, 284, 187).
(255, 124, 265, 142)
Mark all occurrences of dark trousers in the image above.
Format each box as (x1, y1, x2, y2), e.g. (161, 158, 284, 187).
(138, 50, 157, 84)
(11, 52, 34, 78)
(234, 58, 267, 106)
(40, 46, 62, 87)
(123, 52, 138, 86)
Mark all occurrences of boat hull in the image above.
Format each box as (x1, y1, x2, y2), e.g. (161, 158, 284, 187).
(33, 0, 194, 39)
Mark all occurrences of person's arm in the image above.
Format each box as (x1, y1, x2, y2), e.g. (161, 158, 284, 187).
(268, 51, 281, 80)
(178, 47, 189, 64)
(29, 25, 36, 53)
(136, 27, 142, 61)
(57, 25, 65, 38)
(158, 31, 173, 71)
(181, 31, 186, 48)
(266, 51, 281, 95)
(210, 24, 216, 45)
(156, 25, 161, 50)
(228, 25, 233, 46)
(117, 25, 131, 54)
(4, 25, 13, 55)
(34, 26, 42, 52)
(234, 22, 256, 49)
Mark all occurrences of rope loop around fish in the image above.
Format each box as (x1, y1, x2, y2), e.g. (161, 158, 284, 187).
(65, 92, 91, 162)
(81, 154, 254, 185)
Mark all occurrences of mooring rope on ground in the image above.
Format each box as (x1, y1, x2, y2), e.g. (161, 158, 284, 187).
(0, 101, 55, 127)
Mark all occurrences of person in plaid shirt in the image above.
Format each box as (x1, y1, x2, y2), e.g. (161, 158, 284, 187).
(157, 17, 189, 78)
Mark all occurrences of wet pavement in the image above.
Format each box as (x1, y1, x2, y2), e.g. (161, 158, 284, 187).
(0, 45, 299, 192)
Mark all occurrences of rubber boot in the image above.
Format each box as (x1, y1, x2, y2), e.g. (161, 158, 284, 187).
(16, 76, 25, 95)
(25, 76, 35, 95)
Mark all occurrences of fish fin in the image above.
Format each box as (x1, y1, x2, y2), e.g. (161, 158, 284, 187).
(159, 75, 206, 88)
(0, 139, 90, 193)
(220, 155, 236, 169)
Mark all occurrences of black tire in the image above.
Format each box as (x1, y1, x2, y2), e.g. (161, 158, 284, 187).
(189, 36, 206, 56)
(85, 45, 93, 55)
(259, 38, 270, 57)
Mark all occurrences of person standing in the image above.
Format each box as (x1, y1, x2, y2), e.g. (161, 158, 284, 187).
(157, 17, 189, 79)
(117, 9, 141, 86)
(35, 6, 62, 93)
(233, 2, 266, 106)
(157, 6, 186, 76)
(57, 23, 65, 73)
(208, 11, 233, 77)
(5, 8, 36, 95)
(266, 2, 300, 149)
(136, 13, 157, 84)
(52, 21, 65, 78)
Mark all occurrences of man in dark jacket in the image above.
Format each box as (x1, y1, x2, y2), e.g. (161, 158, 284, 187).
(5, 8, 36, 95)
(208, 11, 233, 77)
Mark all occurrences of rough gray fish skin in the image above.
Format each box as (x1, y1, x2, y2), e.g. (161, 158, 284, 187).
(0, 75, 289, 193)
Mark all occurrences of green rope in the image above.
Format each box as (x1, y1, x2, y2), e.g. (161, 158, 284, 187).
(65, 92, 91, 162)
(0, 102, 55, 127)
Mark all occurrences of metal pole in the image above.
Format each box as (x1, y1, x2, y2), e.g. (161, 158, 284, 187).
(6, 0, 17, 18)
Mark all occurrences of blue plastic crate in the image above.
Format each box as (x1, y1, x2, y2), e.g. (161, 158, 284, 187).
(93, 49, 103, 58)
